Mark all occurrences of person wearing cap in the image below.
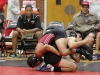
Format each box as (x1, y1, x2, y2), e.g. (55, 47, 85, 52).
(73, 1, 99, 47)
(94, 28, 100, 60)
(86, 0, 100, 61)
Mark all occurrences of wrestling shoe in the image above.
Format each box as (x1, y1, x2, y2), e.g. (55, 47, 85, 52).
(36, 62, 47, 71)
(76, 48, 92, 61)
(79, 44, 93, 55)
(40, 64, 53, 72)
(41, 64, 53, 71)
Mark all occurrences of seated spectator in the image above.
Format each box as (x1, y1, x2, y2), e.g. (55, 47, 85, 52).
(73, 1, 98, 47)
(10, 5, 43, 57)
(0, 10, 4, 56)
(93, 26, 100, 60)
(0, 11, 4, 41)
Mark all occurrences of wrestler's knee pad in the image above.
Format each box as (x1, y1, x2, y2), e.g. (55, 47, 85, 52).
(27, 56, 43, 68)
(79, 44, 93, 55)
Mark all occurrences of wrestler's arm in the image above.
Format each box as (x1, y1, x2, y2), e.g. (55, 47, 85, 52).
(35, 43, 60, 57)
(55, 38, 74, 56)
(40, 44, 60, 55)
(68, 36, 93, 49)
(68, 37, 86, 49)
(35, 32, 60, 57)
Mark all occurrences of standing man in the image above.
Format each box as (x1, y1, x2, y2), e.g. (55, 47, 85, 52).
(10, 5, 43, 57)
(7, 0, 20, 21)
(73, 1, 98, 47)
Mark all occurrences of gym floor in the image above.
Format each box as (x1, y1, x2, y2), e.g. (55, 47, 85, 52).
(0, 57, 100, 75)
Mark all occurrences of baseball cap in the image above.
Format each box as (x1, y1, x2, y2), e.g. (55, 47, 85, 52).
(81, 1, 89, 6)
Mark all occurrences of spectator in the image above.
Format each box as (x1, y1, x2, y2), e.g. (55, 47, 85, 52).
(93, 26, 100, 60)
(10, 5, 43, 57)
(0, 10, 4, 56)
(7, 0, 20, 21)
(0, 11, 4, 40)
(73, 1, 98, 47)
(0, 0, 7, 38)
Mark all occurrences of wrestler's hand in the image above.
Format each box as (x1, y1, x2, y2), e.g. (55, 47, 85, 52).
(43, 44, 61, 56)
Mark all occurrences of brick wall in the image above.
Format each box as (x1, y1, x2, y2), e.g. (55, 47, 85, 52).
(20, 0, 44, 22)
(36, 0, 44, 22)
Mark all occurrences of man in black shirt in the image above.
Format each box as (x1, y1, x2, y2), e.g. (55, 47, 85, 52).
(10, 5, 43, 57)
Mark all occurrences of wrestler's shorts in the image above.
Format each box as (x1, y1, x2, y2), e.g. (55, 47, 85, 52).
(38, 27, 67, 44)
(44, 52, 62, 66)
(38, 33, 55, 44)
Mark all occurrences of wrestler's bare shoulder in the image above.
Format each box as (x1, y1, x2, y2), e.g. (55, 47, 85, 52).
(67, 37, 75, 40)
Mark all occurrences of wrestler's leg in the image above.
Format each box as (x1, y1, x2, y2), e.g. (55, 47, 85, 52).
(57, 58, 77, 72)
(42, 58, 77, 72)
(70, 53, 81, 62)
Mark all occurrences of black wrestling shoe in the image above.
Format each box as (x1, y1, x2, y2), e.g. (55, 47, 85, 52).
(79, 44, 93, 55)
(76, 49, 92, 61)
